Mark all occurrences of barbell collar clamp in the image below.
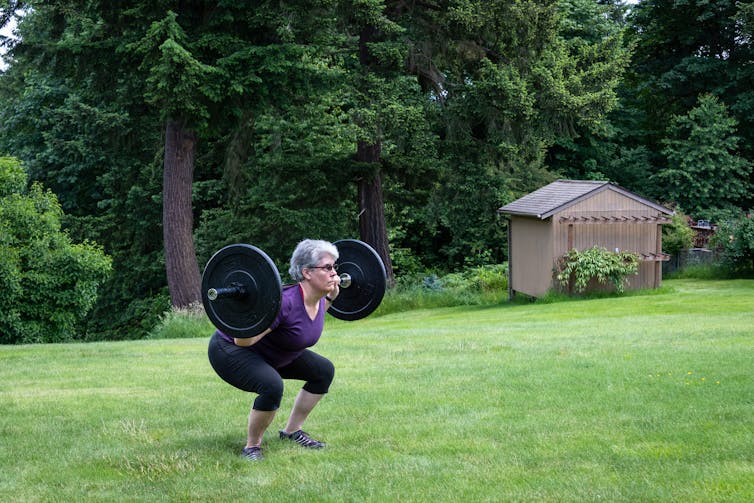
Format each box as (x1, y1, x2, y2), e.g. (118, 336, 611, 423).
(339, 273, 352, 289)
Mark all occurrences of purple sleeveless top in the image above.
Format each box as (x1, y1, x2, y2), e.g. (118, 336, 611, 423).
(219, 284, 325, 368)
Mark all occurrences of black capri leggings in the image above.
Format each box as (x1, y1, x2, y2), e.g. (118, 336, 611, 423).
(207, 332, 335, 411)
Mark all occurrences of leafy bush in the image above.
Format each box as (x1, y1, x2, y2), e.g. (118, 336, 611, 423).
(663, 212, 695, 255)
(711, 213, 754, 273)
(0, 157, 112, 343)
(556, 246, 639, 294)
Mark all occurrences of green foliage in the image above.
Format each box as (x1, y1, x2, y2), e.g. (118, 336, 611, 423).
(194, 156, 356, 273)
(656, 94, 752, 216)
(420, 0, 631, 267)
(662, 211, 694, 256)
(0, 155, 25, 194)
(0, 157, 112, 343)
(712, 214, 754, 272)
(375, 264, 508, 316)
(561, 0, 754, 212)
(423, 159, 512, 267)
(129, 11, 221, 127)
(439, 263, 508, 293)
(556, 246, 639, 293)
(540, 0, 634, 182)
(0, 3, 171, 341)
(148, 305, 214, 340)
(386, 224, 426, 277)
(624, 0, 754, 208)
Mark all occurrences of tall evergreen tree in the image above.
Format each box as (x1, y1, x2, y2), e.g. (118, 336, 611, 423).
(656, 94, 752, 216)
(545, 0, 635, 183)
(624, 0, 754, 208)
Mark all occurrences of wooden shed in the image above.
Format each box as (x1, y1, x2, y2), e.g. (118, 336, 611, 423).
(498, 180, 673, 298)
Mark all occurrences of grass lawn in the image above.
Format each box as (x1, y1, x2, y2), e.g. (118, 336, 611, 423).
(1, 278, 752, 502)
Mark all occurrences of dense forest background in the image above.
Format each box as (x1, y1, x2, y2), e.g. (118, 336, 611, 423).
(1, 0, 752, 341)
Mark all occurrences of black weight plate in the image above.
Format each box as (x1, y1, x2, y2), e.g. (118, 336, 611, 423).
(201, 244, 282, 338)
(329, 239, 386, 321)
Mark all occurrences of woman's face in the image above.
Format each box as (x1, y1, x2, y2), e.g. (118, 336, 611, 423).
(305, 253, 339, 293)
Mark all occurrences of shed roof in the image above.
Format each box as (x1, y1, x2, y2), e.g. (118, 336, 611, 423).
(497, 180, 673, 219)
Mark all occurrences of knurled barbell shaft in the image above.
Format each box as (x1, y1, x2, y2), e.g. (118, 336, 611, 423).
(208, 274, 350, 300)
(207, 285, 247, 301)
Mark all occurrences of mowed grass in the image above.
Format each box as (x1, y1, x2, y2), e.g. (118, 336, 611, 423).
(0, 278, 752, 502)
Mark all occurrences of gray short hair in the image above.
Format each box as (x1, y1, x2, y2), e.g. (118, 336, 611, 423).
(288, 239, 339, 282)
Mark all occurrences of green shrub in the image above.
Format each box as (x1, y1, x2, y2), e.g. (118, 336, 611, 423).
(0, 157, 112, 343)
(556, 246, 639, 294)
(663, 212, 695, 255)
(148, 305, 214, 339)
(712, 214, 754, 273)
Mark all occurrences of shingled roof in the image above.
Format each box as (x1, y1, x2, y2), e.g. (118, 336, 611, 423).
(497, 180, 672, 219)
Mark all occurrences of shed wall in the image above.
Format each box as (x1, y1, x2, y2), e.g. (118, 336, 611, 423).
(509, 216, 554, 297)
(555, 192, 658, 250)
(554, 221, 659, 258)
(553, 191, 664, 291)
(561, 189, 655, 214)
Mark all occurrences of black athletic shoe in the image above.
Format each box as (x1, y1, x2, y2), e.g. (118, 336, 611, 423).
(279, 429, 326, 449)
(240, 446, 264, 461)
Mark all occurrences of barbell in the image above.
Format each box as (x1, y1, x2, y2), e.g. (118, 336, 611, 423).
(201, 239, 387, 338)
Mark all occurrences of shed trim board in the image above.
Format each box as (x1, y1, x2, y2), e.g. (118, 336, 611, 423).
(559, 215, 671, 224)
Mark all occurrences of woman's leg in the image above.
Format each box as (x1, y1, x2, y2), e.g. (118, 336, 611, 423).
(208, 333, 285, 448)
(283, 389, 324, 434)
(247, 408, 277, 448)
(277, 350, 334, 435)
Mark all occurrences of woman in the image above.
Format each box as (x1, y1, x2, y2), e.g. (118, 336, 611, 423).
(207, 239, 340, 461)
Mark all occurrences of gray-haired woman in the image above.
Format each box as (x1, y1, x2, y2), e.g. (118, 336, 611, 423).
(207, 239, 341, 461)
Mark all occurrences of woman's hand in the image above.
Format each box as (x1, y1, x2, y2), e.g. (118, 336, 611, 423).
(327, 275, 341, 302)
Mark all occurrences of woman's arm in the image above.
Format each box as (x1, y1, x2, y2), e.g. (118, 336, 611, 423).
(233, 327, 272, 347)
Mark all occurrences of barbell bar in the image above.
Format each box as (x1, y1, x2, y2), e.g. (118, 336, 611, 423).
(201, 239, 386, 338)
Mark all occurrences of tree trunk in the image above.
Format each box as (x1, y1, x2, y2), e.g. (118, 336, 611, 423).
(356, 140, 395, 286)
(163, 118, 202, 308)
(355, 22, 394, 286)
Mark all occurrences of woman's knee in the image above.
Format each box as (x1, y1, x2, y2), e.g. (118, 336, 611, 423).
(246, 370, 283, 410)
(321, 357, 335, 385)
(304, 357, 335, 395)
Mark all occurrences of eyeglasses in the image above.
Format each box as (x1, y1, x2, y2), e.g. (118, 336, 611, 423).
(308, 263, 338, 272)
